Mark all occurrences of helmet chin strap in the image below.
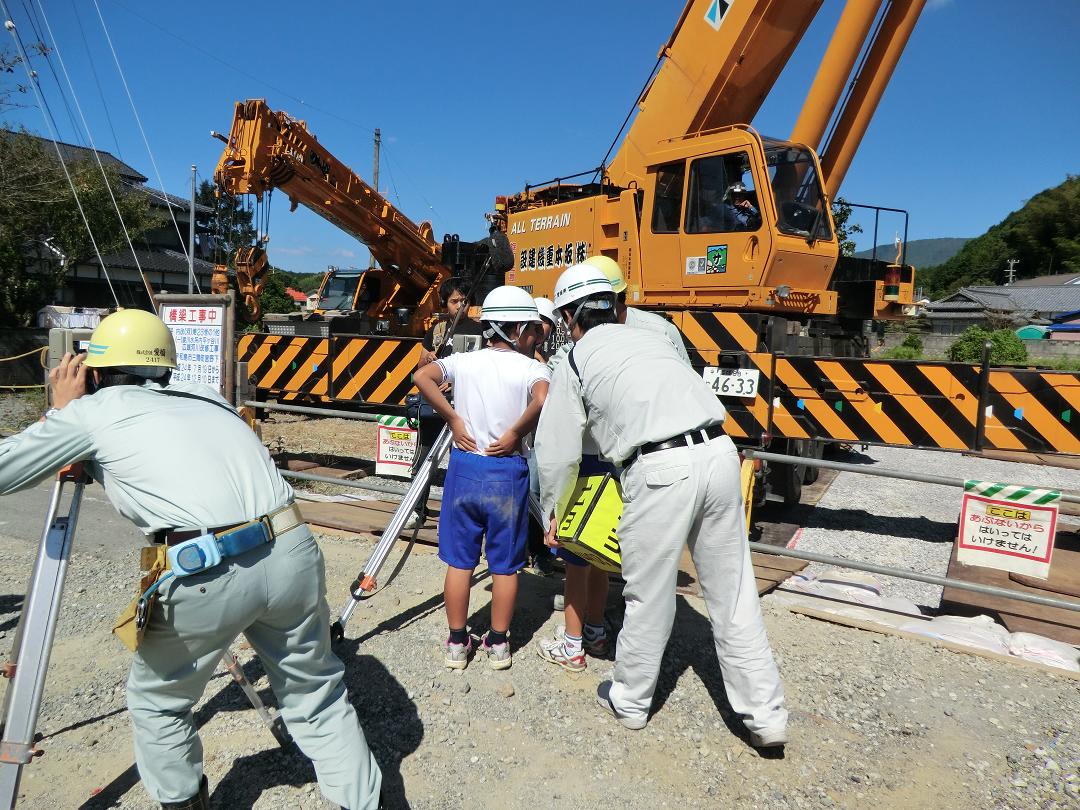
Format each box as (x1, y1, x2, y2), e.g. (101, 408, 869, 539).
(485, 322, 523, 349)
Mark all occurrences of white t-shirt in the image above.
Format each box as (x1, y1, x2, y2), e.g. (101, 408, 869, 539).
(436, 348, 550, 455)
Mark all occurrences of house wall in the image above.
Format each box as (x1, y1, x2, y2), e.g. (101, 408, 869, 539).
(881, 332, 1080, 360)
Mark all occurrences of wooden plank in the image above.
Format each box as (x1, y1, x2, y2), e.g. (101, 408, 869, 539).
(785, 604, 1080, 680)
(940, 539, 1080, 645)
(298, 500, 439, 545)
(678, 547, 807, 597)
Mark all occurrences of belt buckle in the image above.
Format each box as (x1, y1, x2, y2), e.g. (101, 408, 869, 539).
(258, 514, 275, 542)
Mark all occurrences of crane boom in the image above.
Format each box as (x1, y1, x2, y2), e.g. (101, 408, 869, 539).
(214, 99, 445, 327)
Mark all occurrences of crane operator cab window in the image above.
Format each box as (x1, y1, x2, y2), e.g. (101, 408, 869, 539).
(318, 272, 365, 311)
(685, 153, 762, 234)
(764, 141, 833, 242)
(651, 161, 686, 234)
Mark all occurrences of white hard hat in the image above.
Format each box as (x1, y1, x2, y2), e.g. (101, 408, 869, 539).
(480, 285, 540, 322)
(552, 263, 615, 310)
(533, 297, 557, 325)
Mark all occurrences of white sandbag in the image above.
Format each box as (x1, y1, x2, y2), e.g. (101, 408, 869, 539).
(1007, 632, 1080, 673)
(900, 614, 1011, 655)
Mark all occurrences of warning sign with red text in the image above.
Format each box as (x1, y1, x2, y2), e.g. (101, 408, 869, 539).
(375, 423, 418, 478)
(957, 480, 1060, 579)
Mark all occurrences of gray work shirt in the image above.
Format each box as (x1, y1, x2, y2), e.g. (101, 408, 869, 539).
(0, 381, 293, 534)
(534, 323, 726, 519)
(547, 306, 691, 374)
(623, 306, 692, 365)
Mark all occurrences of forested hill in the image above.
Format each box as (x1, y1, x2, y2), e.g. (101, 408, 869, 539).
(855, 237, 969, 268)
(917, 174, 1080, 299)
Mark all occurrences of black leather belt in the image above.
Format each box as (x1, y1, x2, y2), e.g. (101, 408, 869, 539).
(635, 423, 726, 459)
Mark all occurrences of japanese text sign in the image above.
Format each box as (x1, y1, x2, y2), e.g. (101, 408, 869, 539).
(375, 425, 418, 478)
(957, 480, 1060, 579)
(160, 305, 225, 392)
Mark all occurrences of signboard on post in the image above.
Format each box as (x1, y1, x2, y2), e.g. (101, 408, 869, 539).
(161, 304, 225, 388)
(375, 415, 418, 478)
(155, 292, 236, 402)
(957, 480, 1060, 579)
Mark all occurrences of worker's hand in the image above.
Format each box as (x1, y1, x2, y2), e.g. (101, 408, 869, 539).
(418, 349, 437, 367)
(438, 380, 452, 394)
(485, 428, 520, 457)
(449, 416, 478, 453)
(544, 516, 560, 548)
(49, 352, 89, 410)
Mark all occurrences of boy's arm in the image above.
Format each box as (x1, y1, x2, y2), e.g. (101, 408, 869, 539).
(412, 362, 477, 452)
(486, 380, 549, 457)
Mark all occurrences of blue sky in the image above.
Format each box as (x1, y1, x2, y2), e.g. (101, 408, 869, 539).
(4, 0, 1079, 275)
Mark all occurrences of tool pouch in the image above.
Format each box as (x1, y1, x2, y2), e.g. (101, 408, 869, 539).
(113, 545, 168, 652)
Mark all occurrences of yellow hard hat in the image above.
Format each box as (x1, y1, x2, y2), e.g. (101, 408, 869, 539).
(85, 309, 177, 370)
(583, 255, 626, 294)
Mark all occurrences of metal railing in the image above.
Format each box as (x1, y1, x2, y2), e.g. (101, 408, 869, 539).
(745, 449, 1080, 615)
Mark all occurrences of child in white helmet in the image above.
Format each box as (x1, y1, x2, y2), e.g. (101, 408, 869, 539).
(413, 286, 550, 670)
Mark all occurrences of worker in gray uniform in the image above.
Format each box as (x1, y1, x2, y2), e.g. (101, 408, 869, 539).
(583, 255, 692, 365)
(534, 264, 787, 746)
(0, 310, 382, 809)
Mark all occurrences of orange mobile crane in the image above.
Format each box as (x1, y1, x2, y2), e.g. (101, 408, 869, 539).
(214, 99, 510, 403)
(218, 1, 1079, 474)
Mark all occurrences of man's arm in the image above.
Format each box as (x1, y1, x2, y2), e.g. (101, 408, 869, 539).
(535, 362, 586, 527)
(412, 360, 476, 452)
(0, 354, 95, 495)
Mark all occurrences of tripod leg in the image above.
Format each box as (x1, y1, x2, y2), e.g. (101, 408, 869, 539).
(0, 471, 86, 810)
(219, 650, 291, 749)
(331, 425, 453, 642)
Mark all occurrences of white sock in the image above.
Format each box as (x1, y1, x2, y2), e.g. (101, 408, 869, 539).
(563, 632, 583, 656)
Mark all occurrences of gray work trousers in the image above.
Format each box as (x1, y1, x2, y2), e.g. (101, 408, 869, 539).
(609, 435, 788, 735)
(127, 526, 382, 809)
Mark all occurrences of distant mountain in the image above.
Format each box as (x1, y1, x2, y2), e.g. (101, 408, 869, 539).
(854, 237, 970, 268)
(917, 175, 1080, 300)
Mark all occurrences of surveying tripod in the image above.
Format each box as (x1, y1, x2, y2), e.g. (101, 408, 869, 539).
(0, 467, 288, 809)
(329, 423, 550, 642)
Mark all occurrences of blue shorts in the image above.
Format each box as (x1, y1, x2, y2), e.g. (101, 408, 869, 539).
(558, 454, 618, 568)
(439, 448, 530, 575)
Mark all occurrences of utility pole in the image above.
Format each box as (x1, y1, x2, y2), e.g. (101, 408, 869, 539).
(188, 164, 196, 293)
(369, 129, 380, 270)
(1005, 258, 1019, 285)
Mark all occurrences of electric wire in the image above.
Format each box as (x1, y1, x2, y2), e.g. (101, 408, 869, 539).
(18, 0, 83, 144)
(91, 0, 192, 270)
(34, 0, 156, 307)
(1, 2, 119, 306)
(381, 144, 443, 232)
(70, 0, 123, 160)
(108, 0, 375, 136)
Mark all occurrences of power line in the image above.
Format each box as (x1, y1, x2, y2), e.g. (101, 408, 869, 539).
(107, 0, 375, 136)
(34, 0, 155, 306)
(2, 1, 119, 306)
(17, 0, 83, 144)
(91, 0, 192, 268)
(70, 0, 123, 160)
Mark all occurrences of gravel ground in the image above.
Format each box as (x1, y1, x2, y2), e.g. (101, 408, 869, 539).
(1, 523, 1077, 810)
(0, 391, 44, 437)
(794, 445, 1080, 610)
(3, 396, 1079, 808)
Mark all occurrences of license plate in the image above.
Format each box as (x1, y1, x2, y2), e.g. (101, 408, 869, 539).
(701, 367, 760, 399)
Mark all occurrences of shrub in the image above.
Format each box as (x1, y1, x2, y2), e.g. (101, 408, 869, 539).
(947, 326, 1028, 365)
(881, 345, 920, 360)
(901, 333, 923, 353)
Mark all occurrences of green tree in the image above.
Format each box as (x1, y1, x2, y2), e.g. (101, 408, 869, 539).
(831, 196, 863, 256)
(195, 179, 256, 268)
(258, 267, 299, 315)
(918, 175, 1080, 299)
(947, 326, 1028, 365)
(0, 130, 162, 326)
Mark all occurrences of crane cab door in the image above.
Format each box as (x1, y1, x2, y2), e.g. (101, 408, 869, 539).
(678, 150, 766, 290)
